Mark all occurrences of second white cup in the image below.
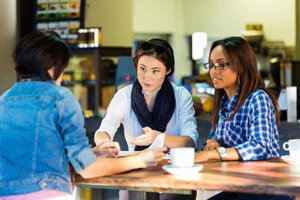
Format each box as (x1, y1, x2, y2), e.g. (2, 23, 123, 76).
(283, 139, 300, 161)
(170, 147, 195, 168)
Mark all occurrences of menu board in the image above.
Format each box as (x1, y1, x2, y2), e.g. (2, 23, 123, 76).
(59, 0, 69, 18)
(68, 0, 81, 18)
(36, 20, 80, 45)
(36, 0, 81, 19)
(35, 0, 84, 45)
(36, 0, 48, 19)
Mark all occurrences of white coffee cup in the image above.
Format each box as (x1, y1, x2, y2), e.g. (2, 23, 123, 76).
(283, 139, 300, 161)
(170, 147, 194, 168)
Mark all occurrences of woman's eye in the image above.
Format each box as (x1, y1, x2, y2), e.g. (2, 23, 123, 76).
(140, 67, 146, 72)
(153, 70, 159, 74)
(219, 63, 226, 68)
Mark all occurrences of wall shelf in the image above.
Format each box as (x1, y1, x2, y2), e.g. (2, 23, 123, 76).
(69, 46, 132, 116)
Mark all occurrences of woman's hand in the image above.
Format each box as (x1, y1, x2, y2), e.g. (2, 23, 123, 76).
(203, 139, 220, 151)
(137, 147, 167, 168)
(92, 139, 121, 157)
(130, 127, 161, 146)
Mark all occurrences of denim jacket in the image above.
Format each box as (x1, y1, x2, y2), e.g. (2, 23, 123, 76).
(0, 81, 96, 196)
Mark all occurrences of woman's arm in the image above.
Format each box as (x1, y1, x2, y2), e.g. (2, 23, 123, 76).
(233, 92, 280, 161)
(168, 87, 198, 148)
(127, 86, 198, 149)
(198, 91, 279, 162)
(94, 131, 111, 145)
(93, 89, 128, 156)
(130, 126, 195, 148)
(78, 147, 166, 178)
(195, 147, 241, 162)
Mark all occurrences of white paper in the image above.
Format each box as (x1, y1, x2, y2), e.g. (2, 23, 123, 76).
(148, 133, 165, 149)
(118, 134, 165, 157)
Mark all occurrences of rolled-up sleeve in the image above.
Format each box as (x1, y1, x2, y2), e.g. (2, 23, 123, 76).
(68, 147, 97, 173)
(58, 91, 97, 172)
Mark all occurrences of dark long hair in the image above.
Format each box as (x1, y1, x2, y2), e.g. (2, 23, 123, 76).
(210, 36, 280, 130)
(13, 31, 70, 81)
(133, 38, 175, 78)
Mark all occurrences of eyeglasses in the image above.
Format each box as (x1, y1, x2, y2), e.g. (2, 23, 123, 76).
(139, 41, 167, 54)
(203, 62, 230, 71)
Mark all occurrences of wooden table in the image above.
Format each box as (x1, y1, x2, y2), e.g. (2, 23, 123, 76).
(75, 158, 300, 200)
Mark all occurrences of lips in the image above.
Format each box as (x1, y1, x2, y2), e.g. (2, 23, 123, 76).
(143, 83, 151, 87)
(211, 77, 221, 82)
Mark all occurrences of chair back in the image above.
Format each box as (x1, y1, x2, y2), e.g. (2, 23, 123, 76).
(115, 56, 137, 92)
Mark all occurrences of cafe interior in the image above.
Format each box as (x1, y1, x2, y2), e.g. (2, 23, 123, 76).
(1, 0, 300, 200)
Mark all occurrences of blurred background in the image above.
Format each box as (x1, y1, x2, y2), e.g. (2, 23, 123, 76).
(1, 0, 299, 120)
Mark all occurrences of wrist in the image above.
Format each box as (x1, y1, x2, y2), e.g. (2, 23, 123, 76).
(208, 149, 222, 160)
(94, 131, 111, 146)
(217, 147, 228, 161)
(135, 152, 145, 168)
(96, 138, 110, 146)
(155, 131, 163, 138)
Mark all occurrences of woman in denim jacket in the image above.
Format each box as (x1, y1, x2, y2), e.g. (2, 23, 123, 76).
(0, 31, 165, 199)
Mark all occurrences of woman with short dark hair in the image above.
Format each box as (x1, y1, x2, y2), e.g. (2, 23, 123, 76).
(13, 31, 70, 81)
(0, 31, 166, 199)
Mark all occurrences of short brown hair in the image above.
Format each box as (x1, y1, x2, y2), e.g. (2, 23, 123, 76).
(13, 31, 70, 81)
(133, 38, 175, 78)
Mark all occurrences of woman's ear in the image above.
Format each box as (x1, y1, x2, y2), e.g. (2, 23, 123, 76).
(166, 68, 171, 76)
(48, 67, 55, 79)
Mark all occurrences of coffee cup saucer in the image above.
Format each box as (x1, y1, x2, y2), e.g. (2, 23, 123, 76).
(281, 155, 300, 165)
(162, 164, 203, 175)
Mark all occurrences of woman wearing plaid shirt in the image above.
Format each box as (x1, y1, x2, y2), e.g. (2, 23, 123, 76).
(195, 36, 280, 163)
(194, 37, 292, 200)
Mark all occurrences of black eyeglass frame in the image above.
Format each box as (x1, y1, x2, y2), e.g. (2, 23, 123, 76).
(203, 62, 230, 71)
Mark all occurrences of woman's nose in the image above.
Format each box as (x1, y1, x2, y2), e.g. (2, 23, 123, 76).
(144, 71, 151, 79)
(210, 67, 219, 74)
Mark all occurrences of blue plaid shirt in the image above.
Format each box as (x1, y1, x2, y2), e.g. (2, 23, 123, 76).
(208, 89, 280, 161)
